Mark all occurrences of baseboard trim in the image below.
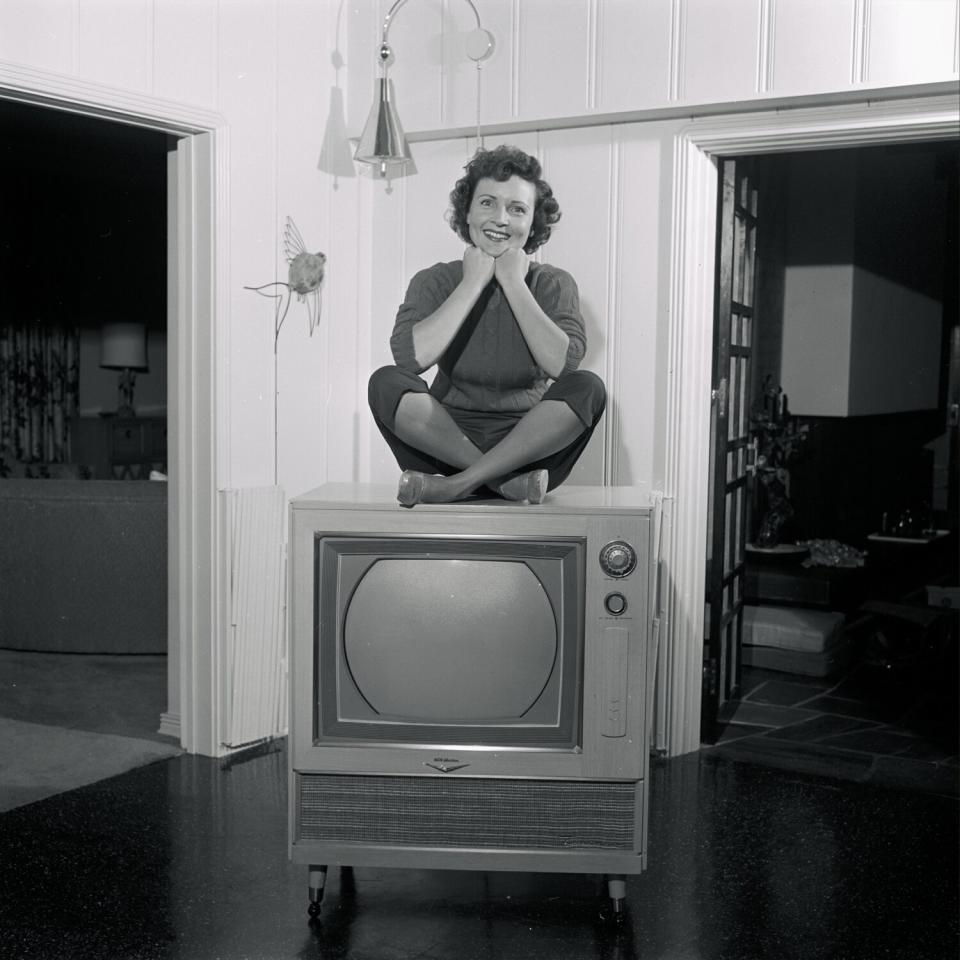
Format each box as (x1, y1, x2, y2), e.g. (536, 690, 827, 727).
(159, 712, 181, 743)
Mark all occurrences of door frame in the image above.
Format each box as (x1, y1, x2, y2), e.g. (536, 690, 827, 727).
(660, 91, 960, 756)
(0, 60, 227, 756)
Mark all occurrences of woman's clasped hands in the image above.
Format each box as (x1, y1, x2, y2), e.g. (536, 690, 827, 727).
(462, 244, 530, 292)
(493, 247, 530, 288)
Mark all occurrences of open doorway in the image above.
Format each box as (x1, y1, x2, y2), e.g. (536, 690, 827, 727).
(0, 61, 223, 759)
(0, 99, 181, 800)
(0, 99, 176, 480)
(703, 139, 959, 786)
(759, 143, 956, 529)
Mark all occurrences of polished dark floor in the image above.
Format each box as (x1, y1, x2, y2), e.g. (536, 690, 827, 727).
(0, 740, 956, 960)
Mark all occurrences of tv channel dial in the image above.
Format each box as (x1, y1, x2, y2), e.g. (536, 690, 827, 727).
(599, 540, 637, 578)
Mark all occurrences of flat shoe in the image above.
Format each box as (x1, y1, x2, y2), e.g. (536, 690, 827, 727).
(497, 469, 548, 504)
(397, 470, 426, 507)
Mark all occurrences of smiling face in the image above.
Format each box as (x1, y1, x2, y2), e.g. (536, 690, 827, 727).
(466, 175, 536, 256)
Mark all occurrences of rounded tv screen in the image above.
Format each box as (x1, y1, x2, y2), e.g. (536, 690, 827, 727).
(343, 558, 558, 723)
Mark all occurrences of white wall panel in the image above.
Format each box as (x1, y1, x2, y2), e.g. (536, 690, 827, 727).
(275, 0, 334, 498)
(154, 0, 218, 109)
(366, 167, 407, 483)
(596, 0, 673, 112)
(610, 121, 678, 488)
(322, 174, 367, 485)
(218, 0, 279, 488)
(518, 0, 592, 119)
(346, 0, 378, 138)
(444, 0, 516, 126)
(538, 128, 612, 371)
(770, 0, 857, 93)
(866, 0, 959, 85)
(385, 0, 446, 131)
(440, 0, 479, 127)
(681, 0, 761, 103)
(0, 0, 76, 73)
(402, 138, 472, 273)
(366, 174, 405, 372)
(486, 127, 540, 157)
(319, 2, 373, 485)
(77, 0, 152, 93)
(538, 127, 612, 484)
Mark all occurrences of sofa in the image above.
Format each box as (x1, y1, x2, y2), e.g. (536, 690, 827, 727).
(0, 478, 167, 653)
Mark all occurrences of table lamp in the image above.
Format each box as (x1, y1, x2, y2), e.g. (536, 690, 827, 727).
(100, 322, 148, 417)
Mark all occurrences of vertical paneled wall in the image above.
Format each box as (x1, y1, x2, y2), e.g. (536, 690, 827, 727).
(275, 0, 359, 498)
(347, 0, 959, 137)
(0, 0, 223, 116)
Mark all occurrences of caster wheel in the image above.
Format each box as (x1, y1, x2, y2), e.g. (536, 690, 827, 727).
(599, 897, 628, 926)
(307, 901, 322, 919)
(599, 906, 627, 925)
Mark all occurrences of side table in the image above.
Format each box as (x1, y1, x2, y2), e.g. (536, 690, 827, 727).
(104, 415, 167, 479)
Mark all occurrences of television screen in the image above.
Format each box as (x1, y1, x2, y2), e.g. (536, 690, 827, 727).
(314, 536, 584, 748)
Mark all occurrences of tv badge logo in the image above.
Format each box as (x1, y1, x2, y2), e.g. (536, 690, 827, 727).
(424, 757, 471, 774)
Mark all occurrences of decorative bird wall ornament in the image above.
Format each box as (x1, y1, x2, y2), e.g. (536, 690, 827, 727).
(283, 217, 326, 335)
(246, 216, 326, 344)
(244, 216, 327, 485)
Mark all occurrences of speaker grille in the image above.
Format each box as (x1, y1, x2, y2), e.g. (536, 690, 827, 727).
(297, 774, 636, 850)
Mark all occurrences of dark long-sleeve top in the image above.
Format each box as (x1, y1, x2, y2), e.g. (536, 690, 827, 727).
(389, 260, 586, 413)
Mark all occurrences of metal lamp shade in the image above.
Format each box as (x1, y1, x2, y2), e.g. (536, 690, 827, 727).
(354, 78, 416, 175)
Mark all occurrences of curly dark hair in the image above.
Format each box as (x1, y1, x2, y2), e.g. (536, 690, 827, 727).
(448, 145, 561, 253)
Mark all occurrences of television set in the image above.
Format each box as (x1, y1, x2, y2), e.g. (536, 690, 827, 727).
(288, 482, 655, 920)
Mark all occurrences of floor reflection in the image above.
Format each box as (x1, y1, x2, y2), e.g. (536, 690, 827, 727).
(0, 743, 955, 960)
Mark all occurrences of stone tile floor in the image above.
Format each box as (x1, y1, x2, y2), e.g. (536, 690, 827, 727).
(708, 662, 959, 797)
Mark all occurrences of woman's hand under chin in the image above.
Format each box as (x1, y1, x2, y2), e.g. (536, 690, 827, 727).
(463, 245, 495, 290)
(493, 247, 530, 288)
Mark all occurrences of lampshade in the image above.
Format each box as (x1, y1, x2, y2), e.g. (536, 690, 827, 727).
(354, 77, 415, 176)
(100, 322, 148, 371)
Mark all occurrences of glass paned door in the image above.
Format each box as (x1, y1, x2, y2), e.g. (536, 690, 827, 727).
(702, 157, 758, 743)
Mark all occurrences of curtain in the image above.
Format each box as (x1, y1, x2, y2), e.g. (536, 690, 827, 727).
(0, 323, 80, 469)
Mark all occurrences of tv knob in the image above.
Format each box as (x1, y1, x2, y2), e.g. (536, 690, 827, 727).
(599, 540, 637, 578)
(604, 592, 628, 616)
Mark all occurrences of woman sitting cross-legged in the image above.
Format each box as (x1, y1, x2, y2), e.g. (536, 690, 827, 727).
(368, 144, 606, 507)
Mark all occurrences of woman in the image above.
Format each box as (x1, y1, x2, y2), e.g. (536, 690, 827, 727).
(368, 144, 605, 506)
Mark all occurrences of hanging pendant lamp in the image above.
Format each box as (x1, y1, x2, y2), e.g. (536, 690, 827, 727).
(354, 0, 494, 180)
(354, 44, 416, 178)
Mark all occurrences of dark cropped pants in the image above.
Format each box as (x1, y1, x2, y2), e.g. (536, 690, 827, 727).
(367, 365, 606, 491)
